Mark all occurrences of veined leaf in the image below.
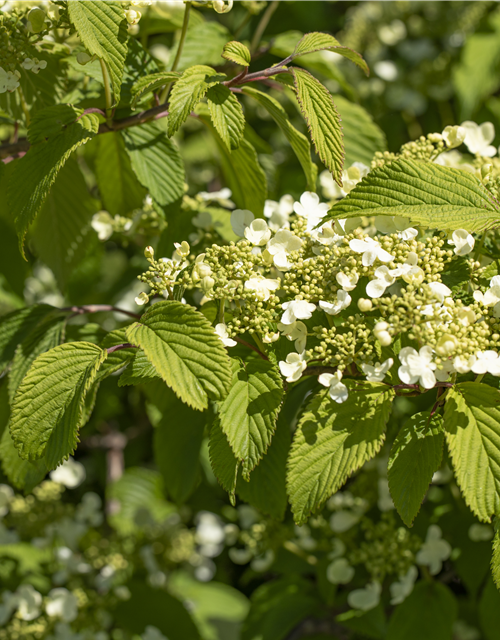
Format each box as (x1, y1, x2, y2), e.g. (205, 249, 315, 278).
(10, 342, 107, 468)
(291, 67, 344, 186)
(0, 304, 55, 374)
(492, 520, 500, 591)
(31, 157, 98, 289)
(388, 411, 444, 527)
(94, 133, 146, 216)
(68, 0, 128, 105)
(444, 383, 500, 522)
(222, 41, 251, 66)
(209, 420, 238, 505)
(122, 121, 185, 208)
(287, 382, 393, 524)
(207, 84, 245, 151)
(242, 86, 317, 190)
(168, 65, 224, 137)
(325, 159, 500, 232)
(154, 388, 206, 504)
(118, 349, 159, 386)
(219, 358, 283, 480)
(9, 106, 99, 256)
(0, 429, 48, 492)
(131, 71, 180, 109)
(126, 301, 232, 411)
(97, 329, 137, 381)
(291, 32, 369, 76)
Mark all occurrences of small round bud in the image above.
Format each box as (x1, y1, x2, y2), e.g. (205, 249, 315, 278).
(435, 334, 458, 357)
(481, 164, 492, 180)
(144, 246, 154, 259)
(27, 7, 46, 33)
(201, 276, 215, 292)
(135, 292, 149, 306)
(124, 9, 141, 25)
(358, 298, 373, 312)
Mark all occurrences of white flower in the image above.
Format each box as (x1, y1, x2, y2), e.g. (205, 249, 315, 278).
(0, 485, 13, 518)
(453, 355, 475, 374)
(279, 352, 307, 383)
(15, 585, 42, 621)
(198, 188, 234, 208)
(244, 275, 280, 301)
(251, 549, 275, 572)
(125, 8, 142, 24)
(469, 523, 494, 542)
(230, 209, 254, 237)
(398, 346, 436, 389)
(360, 358, 393, 382)
(461, 121, 496, 157)
(320, 163, 369, 200)
(435, 358, 456, 382)
(46, 588, 79, 622)
(91, 211, 114, 241)
(349, 237, 394, 266)
(416, 524, 451, 574)
(264, 195, 294, 230)
(329, 510, 360, 533)
(281, 299, 316, 325)
(0, 67, 20, 93)
(213, 0, 233, 13)
(471, 350, 500, 376)
(366, 266, 396, 298)
(142, 626, 169, 640)
(319, 290, 352, 316)
(214, 324, 236, 347)
(442, 125, 466, 149)
(336, 271, 359, 292)
(266, 229, 302, 270)
(277, 321, 308, 352)
(326, 558, 355, 584)
(318, 371, 348, 403)
(373, 321, 392, 346)
(312, 220, 343, 246)
(347, 582, 382, 611)
(50, 458, 86, 489)
(196, 511, 225, 557)
(435, 334, 459, 358)
(135, 292, 149, 306)
(262, 332, 279, 344)
(293, 192, 329, 231)
(428, 281, 452, 303)
(448, 229, 475, 255)
(390, 566, 418, 605)
(244, 219, 271, 246)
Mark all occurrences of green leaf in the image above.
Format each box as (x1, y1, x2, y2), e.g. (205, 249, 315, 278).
(219, 358, 283, 480)
(118, 349, 160, 386)
(292, 32, 369, 76)
(122, 120, 185, 208)
(287, 382, 394, 525)
(154, 388, 206, 504)
(325, 159, 500, 232)
(0, 304, 55, 374)
(168, 65, 224, 137)
(290, 67, 344, 185)
(31, 157, 98, 289)
(386, 581, 457, 640)
(336, 605, 387, 640)
(207, 84, 245, 151)
(10, 342, 107, 468)
(9, 106, 99, 256)
(236, 411, 290, 519)
(242, 86, 317, 191)
(0, 429, 47, 492)
(209, 420, 238, 504)
(222, 41, 251, 66)
(130, 71, 180, 109)
(388, 411, 444, 527)
(444, 383, 500, 522)
(98, 329, 137, 381)
(492, 520, 500, 591)
(480, 578, 500, 639)
(67, 0, 128, 106)
(8, 315, 65, 403)
(329, 95, 387, 167)
(94, 132, 147, 216)
(126, 301, 232, 411)
(171, 20, 231, 71)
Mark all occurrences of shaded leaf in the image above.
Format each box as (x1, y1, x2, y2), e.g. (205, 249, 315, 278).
(209, 420, 238, 504)
(222, 41, 251, 66)
(292, 32, 369, 76)
(130, 71, 180, 109)
(207, 84, 245, 151)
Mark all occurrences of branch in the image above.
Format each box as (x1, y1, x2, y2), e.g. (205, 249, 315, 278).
(61, 304, 141, 319)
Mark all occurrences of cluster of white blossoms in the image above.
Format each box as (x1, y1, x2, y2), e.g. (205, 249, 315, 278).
(0, 66, 19, 93)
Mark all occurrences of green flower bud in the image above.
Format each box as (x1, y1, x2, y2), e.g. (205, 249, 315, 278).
(27, 7, 46, 33)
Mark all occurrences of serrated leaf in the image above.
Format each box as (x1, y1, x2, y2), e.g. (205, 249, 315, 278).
(94, 133, 147, 216)
(326, 159, 500, 232)
(291, 67, 344, 186)
(31, 157, 98, 289)
(330, 95, 386, 167)
(287, 382, 393, 524)
(444, 383, 500, 522)
(122, 121, 185, 208)
(118, 349, 159, 386)
(9, 106, 99, 256)
(0, 304, 55, 374)
(97, 329, 137, 381)
(126, 301, 232, 411)
(292, 32, 369, 76)
(207, 84, 245, 151)
(492, 521, 500, 591)
(0, 428, 48, 492)
(219, 358, 283, 480)
(8, 315, 65, 403)
(209, 420, 238, 505)
(386, 581, 457, 640)
(154, 387, 206, 504)
(222, 41, 251, 66)
(388, 411, 444, 527)
(242, 86, 317, 190)
(68, 0, 128, 106)
(10, 342, 107, 468)
(130, 71, 180, 109)
(168, 65, 224, 137)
